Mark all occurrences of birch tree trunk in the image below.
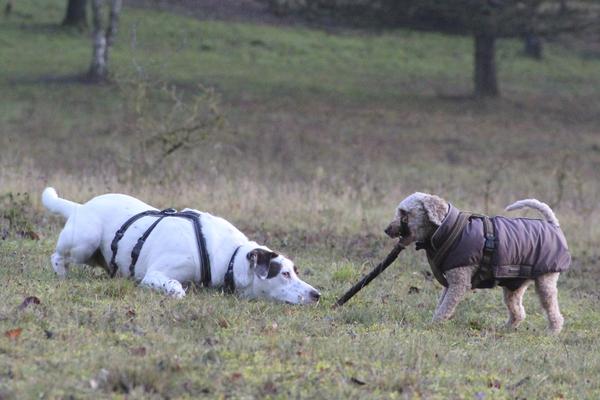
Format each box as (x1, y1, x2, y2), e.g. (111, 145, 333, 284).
(87, 0, 122, 82)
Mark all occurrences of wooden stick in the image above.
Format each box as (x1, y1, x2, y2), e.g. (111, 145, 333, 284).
(333, 242, 405, 308)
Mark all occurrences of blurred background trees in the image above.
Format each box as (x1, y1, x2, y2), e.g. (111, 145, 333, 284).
(262, 0, 597, 97)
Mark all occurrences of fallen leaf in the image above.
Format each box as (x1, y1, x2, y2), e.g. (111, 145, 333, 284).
(126, 309, 136, 319)
(350, 377, 366, 385)
(5, 328, 22, 340)
(18, 296, 41, 310)
(18, 230, 40, 240)
(44, 329, 54, 339)
(217, 318, 229, 328)
(130, 346, 146, 356)
(231, 372, 243, 381)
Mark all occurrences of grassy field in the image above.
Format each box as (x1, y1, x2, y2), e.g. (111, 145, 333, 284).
(2, 0, 600, 398)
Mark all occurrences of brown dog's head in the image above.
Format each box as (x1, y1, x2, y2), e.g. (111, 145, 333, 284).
(384, 192, 449, 245)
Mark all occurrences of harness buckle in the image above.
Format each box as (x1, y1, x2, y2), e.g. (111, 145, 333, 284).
(484, 234, 495, 251)
(161, 208, 177, 214)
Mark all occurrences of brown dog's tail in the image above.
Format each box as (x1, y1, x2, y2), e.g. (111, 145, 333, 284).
(505, 199, 560, 227)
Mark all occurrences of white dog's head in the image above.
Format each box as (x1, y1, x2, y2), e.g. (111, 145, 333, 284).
(384, 192, 449, 245)
(238, 247, 321, 305)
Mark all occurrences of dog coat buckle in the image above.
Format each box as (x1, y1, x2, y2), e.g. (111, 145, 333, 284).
(484, 234, 495, 251)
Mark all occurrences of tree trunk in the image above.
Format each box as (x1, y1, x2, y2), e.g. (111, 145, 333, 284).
(5, 1, 13, 17)
(88, 0, 106, 81)
(104, 0, 122, 73)
(87, 0, 121, 82)
(474, 34, 499, 97)
(523, 33, 543, 59)
(62, 0, 87, 28)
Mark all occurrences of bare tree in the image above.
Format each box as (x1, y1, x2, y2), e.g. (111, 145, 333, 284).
(523, 33, 543, 59)
(88, 0, 122, 82)
(62, 0, 88, 29)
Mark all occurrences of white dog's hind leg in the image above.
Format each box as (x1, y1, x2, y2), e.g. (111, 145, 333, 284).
(51, 213, 103, 277)
(140, 270, 186, 299)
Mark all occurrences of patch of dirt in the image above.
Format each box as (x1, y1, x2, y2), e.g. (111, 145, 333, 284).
(239, 225, 393, 262)
(126, 0, 300, 26)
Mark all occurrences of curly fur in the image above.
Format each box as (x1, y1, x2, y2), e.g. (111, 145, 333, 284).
(385, 192, 566, 334)
(385, 192, 448, 245)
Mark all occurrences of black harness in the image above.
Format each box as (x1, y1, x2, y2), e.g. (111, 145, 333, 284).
(109, 208, 212, 287)
(224, 245, 243, 294)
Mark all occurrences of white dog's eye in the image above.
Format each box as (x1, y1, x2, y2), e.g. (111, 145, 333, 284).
(401, 215, 408, 223)
(282, 271, 291, 279)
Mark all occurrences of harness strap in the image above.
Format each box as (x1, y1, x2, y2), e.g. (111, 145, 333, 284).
(430, 212, 470, 287)
(110, 209, 211, 287)
(128, 214, 168, 277)
(481, 216, 495, 273)
(224, 245, 243, 294)
(471, 214, 496, 287)
(181, 211, 212, 287)
(109, 209, 168, 277)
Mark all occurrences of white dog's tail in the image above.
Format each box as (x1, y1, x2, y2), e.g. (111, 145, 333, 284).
(505, 198, 560, 227)
(42, 187, 80, 219)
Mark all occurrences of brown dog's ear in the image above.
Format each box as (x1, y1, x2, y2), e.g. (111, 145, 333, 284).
(247, 249, 279, 280)
(421, 195, 448, 226)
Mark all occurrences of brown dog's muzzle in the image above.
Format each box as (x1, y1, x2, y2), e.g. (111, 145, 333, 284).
(384, 223, 401, 238)
(385, 219, 410, 239)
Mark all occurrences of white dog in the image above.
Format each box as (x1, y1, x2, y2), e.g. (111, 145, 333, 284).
(42, 187, 321, 304)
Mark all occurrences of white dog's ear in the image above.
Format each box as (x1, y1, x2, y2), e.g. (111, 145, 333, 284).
(421, 195, 448, 226)
(247, 249, 280, 280)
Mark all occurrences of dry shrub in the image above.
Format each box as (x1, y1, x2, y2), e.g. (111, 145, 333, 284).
(110, 78, 226, 184)
(0, 192, 39, 240)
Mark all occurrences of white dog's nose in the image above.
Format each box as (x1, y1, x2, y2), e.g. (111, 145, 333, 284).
(309, 290, 321, 302)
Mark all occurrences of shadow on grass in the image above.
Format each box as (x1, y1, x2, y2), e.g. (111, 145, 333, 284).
(9, 73, 116, 86)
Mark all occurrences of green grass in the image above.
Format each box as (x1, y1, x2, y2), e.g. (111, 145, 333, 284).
(2, 0, 600, 398)
(2, 238, 600, 398)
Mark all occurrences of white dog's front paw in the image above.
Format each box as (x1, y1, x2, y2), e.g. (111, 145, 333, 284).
(51, 253, 67, 278)
(165, 280, 186, 299)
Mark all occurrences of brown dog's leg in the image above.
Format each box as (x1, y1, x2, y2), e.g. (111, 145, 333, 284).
(432, 266, 474, 322)
(535, 272, 564, 334)
(502, 281, 532, 329)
